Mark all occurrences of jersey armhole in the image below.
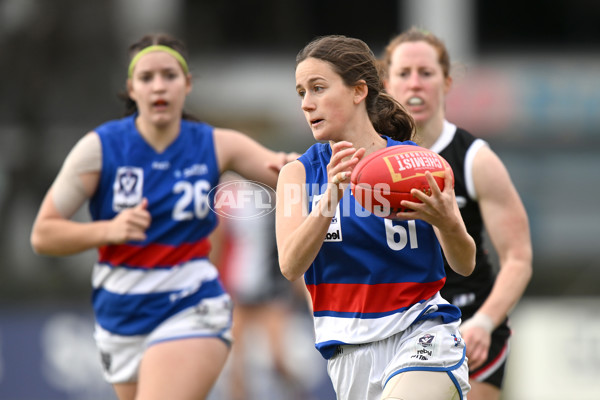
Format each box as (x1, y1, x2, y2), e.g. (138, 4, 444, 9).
(464, 138, 488, 201)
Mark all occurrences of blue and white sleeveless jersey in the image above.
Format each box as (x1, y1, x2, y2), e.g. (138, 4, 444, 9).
(298, 136, 461, 359)
(89, 114, 226, 336)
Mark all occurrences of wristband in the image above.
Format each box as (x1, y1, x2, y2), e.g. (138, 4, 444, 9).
(461, 312, 495, 334)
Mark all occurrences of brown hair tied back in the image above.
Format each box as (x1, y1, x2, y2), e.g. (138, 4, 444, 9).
(297, 35, 415, 142)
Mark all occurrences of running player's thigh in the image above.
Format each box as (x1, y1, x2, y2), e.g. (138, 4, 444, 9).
(137, 337, 230, 400)
(112, 382, 137, 400)
(381, 370, 459, 400)
(467, 380, 500, 400)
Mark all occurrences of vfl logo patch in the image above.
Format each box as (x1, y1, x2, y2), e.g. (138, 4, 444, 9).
(418, 333, 435, 346)
(411, 333, 437, 361)
(113, 166, 144, 211)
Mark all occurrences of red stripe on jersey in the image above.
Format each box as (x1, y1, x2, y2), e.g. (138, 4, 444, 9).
(98, 239, 211, 268)
(307, 278, 445, 314)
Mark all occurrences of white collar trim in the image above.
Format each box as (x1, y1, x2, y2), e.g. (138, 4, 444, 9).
(429, 120, 457, 154)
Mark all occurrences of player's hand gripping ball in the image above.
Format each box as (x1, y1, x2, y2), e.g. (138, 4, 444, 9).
(350, 144, 453, 218)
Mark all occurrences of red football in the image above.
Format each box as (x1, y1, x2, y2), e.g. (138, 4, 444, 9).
(350, 144, 453, 217)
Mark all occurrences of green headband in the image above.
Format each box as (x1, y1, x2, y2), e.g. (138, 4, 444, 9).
(128, 45, 189, 78)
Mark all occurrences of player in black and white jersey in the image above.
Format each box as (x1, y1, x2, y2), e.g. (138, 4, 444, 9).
(382, 27, 533, 400)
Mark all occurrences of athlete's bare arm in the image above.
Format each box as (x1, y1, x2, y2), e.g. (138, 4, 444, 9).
(31, 132, 151, 256)
(461, 145, 532, 369)
(213, 128, 294, 189)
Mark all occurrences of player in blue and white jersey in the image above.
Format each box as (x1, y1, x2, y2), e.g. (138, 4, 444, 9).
(30, 33, 295, 400)
(382, 27, 533, 400)
(276, 35, 476, 400)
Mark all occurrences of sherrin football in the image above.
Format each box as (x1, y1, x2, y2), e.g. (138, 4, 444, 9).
(350, 144, 453, 217)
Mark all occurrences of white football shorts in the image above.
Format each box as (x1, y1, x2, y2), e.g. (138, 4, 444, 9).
(327, 317, 470, 400)
(94, 294, 233, 383)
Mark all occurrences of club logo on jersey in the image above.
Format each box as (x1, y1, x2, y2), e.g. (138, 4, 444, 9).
(113, 166, 144, 211)
(451, 334, 463, 347)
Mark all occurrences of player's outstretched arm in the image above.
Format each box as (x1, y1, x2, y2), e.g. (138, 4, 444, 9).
(213, 128, 297, 189)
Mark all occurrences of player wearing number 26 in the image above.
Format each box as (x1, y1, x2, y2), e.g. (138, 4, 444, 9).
(30, 33, 295, 400)
(276, 35, 475, 400)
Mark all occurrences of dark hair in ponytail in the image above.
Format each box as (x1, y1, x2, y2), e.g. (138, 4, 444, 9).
(296, 35, 415, 141)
